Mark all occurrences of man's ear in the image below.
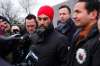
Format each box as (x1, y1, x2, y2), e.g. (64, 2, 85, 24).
(89, 10, 97, 20)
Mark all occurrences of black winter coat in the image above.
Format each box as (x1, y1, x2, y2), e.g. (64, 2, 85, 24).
(31, 24, 68, 66)
(67, 26, 100, 66)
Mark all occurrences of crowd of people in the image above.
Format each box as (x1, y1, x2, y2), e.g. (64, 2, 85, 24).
(0, 0, 100, 66)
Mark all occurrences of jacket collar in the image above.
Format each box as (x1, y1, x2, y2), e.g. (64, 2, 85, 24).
(72, 25, 99, 46)
(79, 26, 98, 45)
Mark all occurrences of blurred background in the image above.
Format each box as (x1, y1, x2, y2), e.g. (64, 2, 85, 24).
(0, 0, 76, 27)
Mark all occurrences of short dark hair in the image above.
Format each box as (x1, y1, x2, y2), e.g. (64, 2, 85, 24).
(77, 0, 100, 19)
(25, 14, 38, 28)
(25, 14, 36, 20)
(59, 5, 71, 14)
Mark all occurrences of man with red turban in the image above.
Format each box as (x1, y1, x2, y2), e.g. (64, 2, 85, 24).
(30, 5, 68, 66)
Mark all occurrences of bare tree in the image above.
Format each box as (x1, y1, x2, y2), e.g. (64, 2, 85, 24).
(0, 0, 20, 24)
(18, 0, 36, 14)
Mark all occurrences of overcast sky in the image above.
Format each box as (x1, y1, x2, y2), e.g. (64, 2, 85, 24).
(32, 0, 67, 15)
(11, 0, 67, 17)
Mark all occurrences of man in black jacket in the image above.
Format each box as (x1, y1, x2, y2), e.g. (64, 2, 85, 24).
(29, 5, 68, 66)
(67, 0, 100, 66)
(55, 5, 76, 45)
(12, 14, 38, 65)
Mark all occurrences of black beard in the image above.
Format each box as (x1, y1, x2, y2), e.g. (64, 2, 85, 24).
(36, 23, 54, 36)
(36, 28, 46, 36)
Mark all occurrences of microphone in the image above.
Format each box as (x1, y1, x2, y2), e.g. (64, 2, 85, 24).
(24, 45, 39, 66)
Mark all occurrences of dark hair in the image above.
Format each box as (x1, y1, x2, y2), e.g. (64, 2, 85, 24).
(77, 0, 100, 19)
(25, 14, 38, 28)
(59, 5, 71, 14)
(0, 16, 4, 20)
(0, 15, 10, 24)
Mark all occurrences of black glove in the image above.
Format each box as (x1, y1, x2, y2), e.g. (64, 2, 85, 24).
(0, 34, 21, 46)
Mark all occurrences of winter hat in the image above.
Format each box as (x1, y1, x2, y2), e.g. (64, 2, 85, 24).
(0, 16, 10, 24)
(37, 5, 54, 21)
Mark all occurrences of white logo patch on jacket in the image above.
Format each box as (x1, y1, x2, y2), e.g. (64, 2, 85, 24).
(76, 48, 87, 64)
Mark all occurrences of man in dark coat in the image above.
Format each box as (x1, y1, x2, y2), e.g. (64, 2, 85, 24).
(67, 0, 100, 66)
(55, 5, 76, 46)
(11, 14, 38, 64)
(28, 5, 68, 66)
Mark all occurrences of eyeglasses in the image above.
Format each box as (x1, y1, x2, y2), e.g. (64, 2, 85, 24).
(38, 17, 48, 21)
